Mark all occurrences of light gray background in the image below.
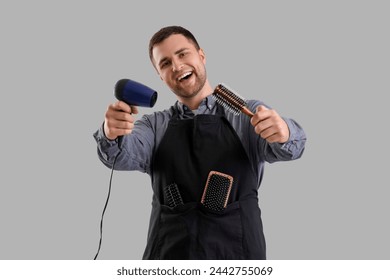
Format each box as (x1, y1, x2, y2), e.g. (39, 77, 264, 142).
(1, 0, 389, 259)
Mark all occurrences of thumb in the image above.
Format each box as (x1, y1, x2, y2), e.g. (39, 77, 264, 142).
(251, 105, 269, 126)
(255, 105, 269, 113)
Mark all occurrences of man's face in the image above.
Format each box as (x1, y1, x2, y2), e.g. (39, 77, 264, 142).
(152, 34, 207, 100)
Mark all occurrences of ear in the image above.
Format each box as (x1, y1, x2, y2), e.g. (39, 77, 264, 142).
(199, 48, 206, 64)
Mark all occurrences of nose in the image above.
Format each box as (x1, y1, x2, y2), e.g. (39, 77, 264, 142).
(171, 58, 183, 72)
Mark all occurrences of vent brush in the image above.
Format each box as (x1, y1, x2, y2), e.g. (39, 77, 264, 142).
(164, 183, 184, 208)
(213, 83, 254, 117)
(201, 171, 233, 212)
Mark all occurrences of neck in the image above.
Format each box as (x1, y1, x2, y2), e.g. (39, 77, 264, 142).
(179, 81, 214, 110)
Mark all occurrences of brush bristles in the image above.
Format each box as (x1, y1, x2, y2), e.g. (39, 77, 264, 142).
(201, 171, 233, 211)
(165, 183, 184, 208)
(213, 83, 247, 115)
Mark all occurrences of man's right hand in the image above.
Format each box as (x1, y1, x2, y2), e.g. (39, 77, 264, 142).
(103, 101, 139, 140)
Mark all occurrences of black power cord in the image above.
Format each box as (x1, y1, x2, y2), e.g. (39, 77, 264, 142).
(93, 150, 121, 260)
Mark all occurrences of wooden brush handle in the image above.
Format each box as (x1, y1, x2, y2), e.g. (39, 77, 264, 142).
(242, 106, 254, 117)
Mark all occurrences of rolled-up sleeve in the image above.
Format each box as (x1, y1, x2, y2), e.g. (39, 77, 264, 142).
(93, 115, 157, 173)
(266, 117, 307, 163)
(244, 100, 306, 164)
(93, 124, 121, 165)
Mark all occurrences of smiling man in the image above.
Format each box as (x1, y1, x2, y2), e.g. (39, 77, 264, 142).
(150, 33, 211, 108)
(94, 26, 306, 259)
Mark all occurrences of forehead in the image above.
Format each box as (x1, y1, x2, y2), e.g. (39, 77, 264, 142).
(152, 34, 196, 63)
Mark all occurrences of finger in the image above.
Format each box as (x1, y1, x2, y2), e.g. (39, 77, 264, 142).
(113, 102, 139, 115)
(251, 105, 271, 126)
(104, 121, 132, 140)
(258, 120, 290, 143)
(130, 105, 139, 114)
(258, 126, 279, 141)
(108, 119, 135, 130)
(106, 106, 134, 123)
(253, 118, 274, 135)
(104, 119, 135, 139)
(263, 132, 281, 143)
(114, 111, 136, 122)
(113, 101, 132, 113)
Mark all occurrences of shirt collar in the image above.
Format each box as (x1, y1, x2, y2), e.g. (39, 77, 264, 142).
(175, 94, 217, 115)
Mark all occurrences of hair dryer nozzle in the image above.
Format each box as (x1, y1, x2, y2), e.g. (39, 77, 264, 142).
(114, 79, 158, 107)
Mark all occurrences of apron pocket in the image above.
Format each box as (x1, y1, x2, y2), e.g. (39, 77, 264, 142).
(156, 201, 244, 259)
(156, 203, 197, 259)
(191, 201, 244, 259)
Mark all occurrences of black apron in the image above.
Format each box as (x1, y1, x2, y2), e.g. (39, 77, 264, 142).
(143, 104, 266, 259)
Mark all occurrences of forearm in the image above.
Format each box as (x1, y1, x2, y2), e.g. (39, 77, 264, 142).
(93, 118, 154, 173)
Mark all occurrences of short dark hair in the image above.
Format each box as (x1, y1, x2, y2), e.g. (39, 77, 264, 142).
(149, 26, 200, 64)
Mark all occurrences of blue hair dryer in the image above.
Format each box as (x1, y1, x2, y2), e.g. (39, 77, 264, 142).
(113, 79, 158, 148)
(114, 79, 158, 108)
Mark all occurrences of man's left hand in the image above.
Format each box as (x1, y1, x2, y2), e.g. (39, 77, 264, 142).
(250, 105, 290, 143)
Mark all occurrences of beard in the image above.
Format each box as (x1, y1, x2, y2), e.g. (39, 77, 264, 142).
(171, 67, 207, 100)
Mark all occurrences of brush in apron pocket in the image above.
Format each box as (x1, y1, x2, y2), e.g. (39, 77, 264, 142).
(201, 171, 233, 211)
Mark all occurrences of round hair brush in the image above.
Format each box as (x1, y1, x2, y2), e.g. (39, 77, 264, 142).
(212, 83, 254, 117)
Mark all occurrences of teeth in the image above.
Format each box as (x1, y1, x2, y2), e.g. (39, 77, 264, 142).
(178, 72, 192, 81)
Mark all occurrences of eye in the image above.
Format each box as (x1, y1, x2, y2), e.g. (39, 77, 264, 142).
(179, 52, 187, 58)
(160, 61, 170, 69)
